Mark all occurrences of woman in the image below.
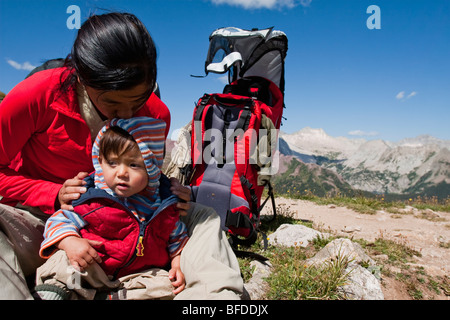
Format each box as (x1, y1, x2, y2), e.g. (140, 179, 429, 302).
(0, 12, 243, 300)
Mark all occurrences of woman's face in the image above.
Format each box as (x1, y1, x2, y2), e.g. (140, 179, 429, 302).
(85, 82, 151, 119)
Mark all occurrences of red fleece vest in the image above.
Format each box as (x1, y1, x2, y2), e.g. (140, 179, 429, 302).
(74, 197, 179, 279)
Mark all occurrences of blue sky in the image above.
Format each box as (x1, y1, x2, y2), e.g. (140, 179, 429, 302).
(1, 0, 449, 142)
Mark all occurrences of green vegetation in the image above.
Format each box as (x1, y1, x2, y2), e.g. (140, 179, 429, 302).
(238, 229, 351, 300)
(271, 158, 355, 198)
(237, 195, 450, 300)
(265, 245, 351, 300)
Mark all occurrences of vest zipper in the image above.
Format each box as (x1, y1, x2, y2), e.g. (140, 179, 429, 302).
(136, 236, 145, 257)
(112, 195, 179, 279)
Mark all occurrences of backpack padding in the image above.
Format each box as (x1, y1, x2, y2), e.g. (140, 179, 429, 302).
(26, 58, 65, 79)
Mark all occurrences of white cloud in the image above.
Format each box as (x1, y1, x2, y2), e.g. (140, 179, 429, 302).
(396, 91, 405, 100)
(7, 59, 36, 71)
(348, 130, 379, 137)
(217, 75, 229, 84)
(299, 0, 312, 7)
(210, 0, 312, 10)
(396, 90, 418, 101)
(407, 91, 417, 99)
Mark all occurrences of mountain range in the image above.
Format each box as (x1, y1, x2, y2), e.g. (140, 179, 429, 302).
(277, 128, 450, 199)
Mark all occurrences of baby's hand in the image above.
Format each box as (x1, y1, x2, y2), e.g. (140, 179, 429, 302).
(57, 236, 102, 271)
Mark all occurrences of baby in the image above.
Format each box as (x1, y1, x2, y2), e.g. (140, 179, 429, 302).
(35, 117, 188, 300)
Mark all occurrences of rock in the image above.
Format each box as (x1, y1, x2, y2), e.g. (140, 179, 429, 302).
(367, 265, 383, 280)
(399, 205, 415, 214)
(302, 238, 384, 300)
(374, 254, 389, 262)
(436, 235, 447, 244)
(243, 260, 273, 300)
(305, 238, 376, 267)
(303, 238, 384, 300)
(341, 226, 362, 233)
(267, 224, 325, 248)
(388, 266, 402, 274)
(246, 225, 385, 300)
(423, 208, 441, 219)
(339, 264, 384, 300)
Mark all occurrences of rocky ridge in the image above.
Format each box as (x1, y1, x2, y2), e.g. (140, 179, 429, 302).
(279, 128, 450, 197)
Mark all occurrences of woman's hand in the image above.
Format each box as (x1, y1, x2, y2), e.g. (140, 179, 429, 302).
(57, 172, 89, 211)
(169, 254, 185, 294)
(169, 177, 191, 216)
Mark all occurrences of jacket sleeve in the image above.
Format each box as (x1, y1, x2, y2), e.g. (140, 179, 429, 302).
(39, 209, 87, 258)
(167, 220, 189, 258)
(0, 76, 62, 213)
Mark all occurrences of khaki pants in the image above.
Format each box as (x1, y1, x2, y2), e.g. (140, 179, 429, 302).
(177, 202, 244, 300)
(36, 250, 175, 300)
(0, 202, 243, 300)
(0, 205, 47, 300)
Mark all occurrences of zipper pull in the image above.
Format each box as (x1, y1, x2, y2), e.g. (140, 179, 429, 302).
(136, 236, 144, 257)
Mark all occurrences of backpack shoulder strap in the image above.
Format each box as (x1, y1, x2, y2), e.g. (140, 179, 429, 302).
(193, 94, 210, 121)
(235, 105, 252, 132)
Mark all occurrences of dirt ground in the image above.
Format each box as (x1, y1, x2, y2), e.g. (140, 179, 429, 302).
(262, 197, 450, 300)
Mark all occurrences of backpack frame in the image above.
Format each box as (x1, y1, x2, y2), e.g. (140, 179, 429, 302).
(171, 27, 288, 248)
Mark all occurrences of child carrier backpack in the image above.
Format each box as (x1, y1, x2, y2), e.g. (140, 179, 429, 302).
(170, 27, 288, 247)
(203, 27, 287, 99)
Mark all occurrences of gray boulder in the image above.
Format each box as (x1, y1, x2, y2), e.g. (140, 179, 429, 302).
(339, 264, 384, 300)
(243, 260, 273, 300)
(305, 238, 376, 267)
(267, 223, 325, 247)
(305, 238, 384, 300)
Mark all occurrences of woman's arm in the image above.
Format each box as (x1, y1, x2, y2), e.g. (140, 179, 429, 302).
(0, 77, 61, 213)
(0, 69, 91, 214)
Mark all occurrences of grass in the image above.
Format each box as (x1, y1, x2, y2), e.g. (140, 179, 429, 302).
(237, 196, 450, 300)
(238, 204, 351, 300)
(355, 237, 421, 266)
(238, 234, 351, 300)
(266, 245, 351, 300)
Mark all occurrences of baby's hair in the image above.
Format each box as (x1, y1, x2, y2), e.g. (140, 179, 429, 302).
(99, 126, 139, 160)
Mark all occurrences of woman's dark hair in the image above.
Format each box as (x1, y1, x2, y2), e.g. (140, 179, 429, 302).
(61, 12, 157, 96)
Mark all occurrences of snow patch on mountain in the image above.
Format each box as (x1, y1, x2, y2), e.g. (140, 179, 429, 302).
(279, 128, 450, 195)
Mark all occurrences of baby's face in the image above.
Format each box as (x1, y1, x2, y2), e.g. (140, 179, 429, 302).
(99, 145, 148, 198)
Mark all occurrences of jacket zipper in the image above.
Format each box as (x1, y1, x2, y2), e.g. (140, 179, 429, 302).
(113, 195, 179, 278)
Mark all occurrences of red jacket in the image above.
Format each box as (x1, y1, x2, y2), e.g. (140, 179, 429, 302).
(73, 185, 180, 279)
(0, 67, 171, 214)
